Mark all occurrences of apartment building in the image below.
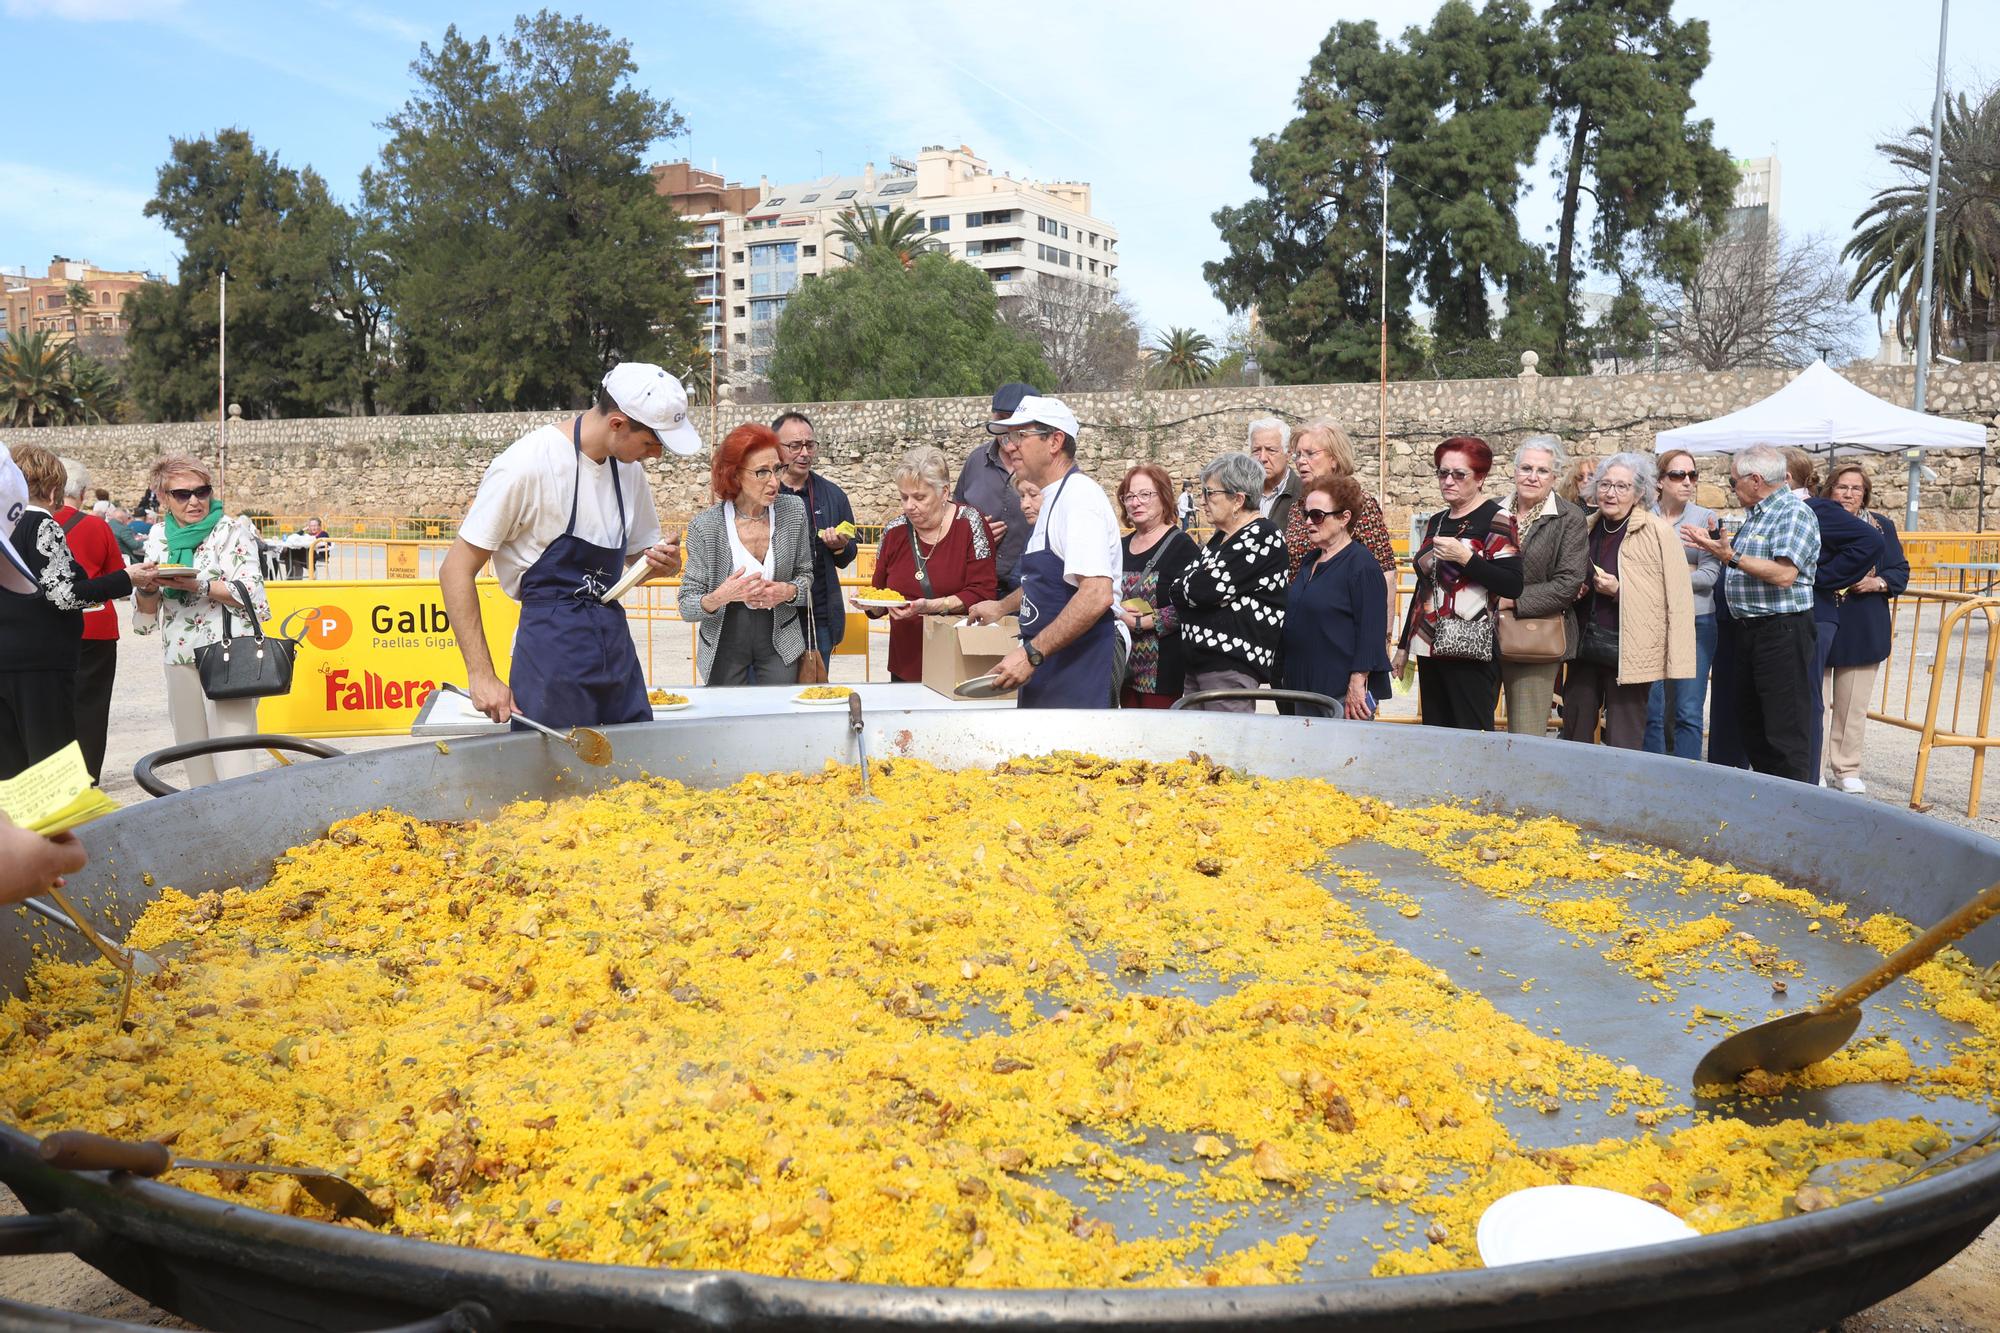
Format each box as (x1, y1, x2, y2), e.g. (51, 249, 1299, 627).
(1, 256, 157, 347)
(655, 144, 1120, 382)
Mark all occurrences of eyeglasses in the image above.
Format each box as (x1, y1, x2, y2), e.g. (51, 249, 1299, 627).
(1123, 491, 1159, 504)
(1301, 507, 1346, 525)
(167, 486, 214, 502)
(1200, 488, 1236, 501)
(1435, 468, 1474, 482)
(746, 466, 783, 482)
(1007, 428, 1052, 444)
(785, 438, 818, 451)
(1664, 469, 1697, 482)
(1516, 465, 1554, 477)
(1596, 480, 1637, 495)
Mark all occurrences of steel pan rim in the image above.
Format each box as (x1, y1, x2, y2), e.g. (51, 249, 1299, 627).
(6, 1118, 2000, 1322)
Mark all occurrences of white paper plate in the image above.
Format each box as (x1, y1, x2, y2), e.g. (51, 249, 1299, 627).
(1476, 1185, 1698, 1268)
(792, 690, 855, 705)
(954, 673, 1012, 700)
(153, 565, 195, 576)
(851, 592, 909, 610)
(648, 698, 694, 713)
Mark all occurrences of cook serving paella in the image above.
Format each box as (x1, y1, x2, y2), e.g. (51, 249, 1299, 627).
(5, 750, 1997, 1291)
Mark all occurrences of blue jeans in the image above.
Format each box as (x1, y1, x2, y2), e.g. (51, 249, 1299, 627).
(1643, 612, 1718, 759)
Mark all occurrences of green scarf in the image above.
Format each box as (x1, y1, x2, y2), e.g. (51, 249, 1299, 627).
(163, 502, 224, 602)
(164, 501, 222, 566)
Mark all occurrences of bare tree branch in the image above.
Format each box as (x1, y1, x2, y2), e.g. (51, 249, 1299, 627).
(996, 274, 1142, 392)
(1647, 228, 1863, 370)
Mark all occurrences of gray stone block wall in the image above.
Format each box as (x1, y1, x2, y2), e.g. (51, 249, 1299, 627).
(21, 364, 2000, 531)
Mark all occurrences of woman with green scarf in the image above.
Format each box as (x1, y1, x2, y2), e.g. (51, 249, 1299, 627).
(132, 455, 272, 786)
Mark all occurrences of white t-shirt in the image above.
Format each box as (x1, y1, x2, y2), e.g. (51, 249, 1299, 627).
(459, 423, 662, 599)
(1026, 468, 1120, 589)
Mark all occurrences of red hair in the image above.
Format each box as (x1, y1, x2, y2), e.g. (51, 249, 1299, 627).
(710, 423, 781, 501)
(1436, 435, 1494, 479)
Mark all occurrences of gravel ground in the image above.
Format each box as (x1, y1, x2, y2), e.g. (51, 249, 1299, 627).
(5, 606, 1998, 1327)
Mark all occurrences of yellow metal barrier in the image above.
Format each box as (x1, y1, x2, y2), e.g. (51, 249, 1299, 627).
(1903, 533, 2000, 592)
(1868, 588, 2000, 817)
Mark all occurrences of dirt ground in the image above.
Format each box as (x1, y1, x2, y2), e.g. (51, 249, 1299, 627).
(4, 610, 1999, 1327)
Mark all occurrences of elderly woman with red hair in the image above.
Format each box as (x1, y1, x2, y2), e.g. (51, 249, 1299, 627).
(1394, 436, 1524, 730)
(678, 423, 814, 685)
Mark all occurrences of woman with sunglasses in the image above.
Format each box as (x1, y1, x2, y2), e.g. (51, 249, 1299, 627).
(1559, 454, 1695, 750)
(1394, 437, 1523, 730)
(131, 455, 271, 786)
(1642, 449, 1722, 759)
(1282, 476, 1393, 720)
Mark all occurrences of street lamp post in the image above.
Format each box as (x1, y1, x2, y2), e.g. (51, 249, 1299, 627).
(1909, 0, 1950, 532)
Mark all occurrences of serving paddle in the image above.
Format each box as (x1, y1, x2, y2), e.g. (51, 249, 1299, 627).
(1693, 878, 2000, 1089)
(40, 1130, 387, 1224)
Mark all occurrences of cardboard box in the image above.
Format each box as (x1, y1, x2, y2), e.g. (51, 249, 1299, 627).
(921, 616, 1021, 701)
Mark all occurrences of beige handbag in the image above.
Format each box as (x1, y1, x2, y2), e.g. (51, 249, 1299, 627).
(1496, 608, 1566, 665)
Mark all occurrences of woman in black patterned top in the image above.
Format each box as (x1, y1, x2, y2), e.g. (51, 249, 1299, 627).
(1168, 451, 1289, 713)
(1393, 436, 1524, 731)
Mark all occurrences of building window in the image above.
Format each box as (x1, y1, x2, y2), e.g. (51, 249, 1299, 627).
(800, 193, 820, 203)
(766, 197, 785, 206)
(732, 278, 745, 290)
(879, 179, 916, 196)
(803, 244, 816, 257)
(733, 305, 746, 317)
(836, 189, 857, 199)
(732, 251, 744, 264)
(734, 332, 747, 344)
(1060, 224, 1069, 239)
(749, 242, 798, 266)
(929, 216, 950, 231)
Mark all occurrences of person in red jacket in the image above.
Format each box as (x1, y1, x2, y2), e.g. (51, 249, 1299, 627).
(53, 459, 128, 781)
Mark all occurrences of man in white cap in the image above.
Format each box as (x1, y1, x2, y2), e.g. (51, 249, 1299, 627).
(969, 396, 1119, 708)
(440, 363, 699, 728)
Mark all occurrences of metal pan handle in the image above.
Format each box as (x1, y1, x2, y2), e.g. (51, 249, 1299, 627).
(1171, 688, 1345, 715)
(132, 734, 343, 798)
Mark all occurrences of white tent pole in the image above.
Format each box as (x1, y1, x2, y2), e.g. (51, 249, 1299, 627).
(1909, 0, 1949, 532)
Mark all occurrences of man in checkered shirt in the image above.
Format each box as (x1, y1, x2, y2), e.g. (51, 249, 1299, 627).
(1683, 444, 1821, 783)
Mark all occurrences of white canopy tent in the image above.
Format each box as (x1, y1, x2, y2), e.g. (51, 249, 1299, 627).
(1653, 360, 1987, 457)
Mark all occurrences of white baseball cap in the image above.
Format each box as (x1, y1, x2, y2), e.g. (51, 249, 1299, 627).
(0, 453, 36, 595)
(603, 363, 704, 457)
(990, 395, 1081, 443)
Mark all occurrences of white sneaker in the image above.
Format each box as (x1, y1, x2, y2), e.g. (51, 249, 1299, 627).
(1838, 776, 1867, 795)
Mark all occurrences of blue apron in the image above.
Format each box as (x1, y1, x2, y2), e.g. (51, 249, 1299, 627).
(508, 417, 651, 729)
(1017, 468, 1115, 710)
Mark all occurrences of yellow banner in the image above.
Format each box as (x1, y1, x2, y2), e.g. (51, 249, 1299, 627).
(260, 580, 521, 737)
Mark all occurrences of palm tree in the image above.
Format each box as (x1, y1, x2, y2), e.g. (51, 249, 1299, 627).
(1146, 327, 1218, 388)
(1843, 86, 2000, 361)
(829, 205, 939, 270)
(62, 354, 123, 424)
(0, 330, 72, 426)
(65, 281, 94, 350)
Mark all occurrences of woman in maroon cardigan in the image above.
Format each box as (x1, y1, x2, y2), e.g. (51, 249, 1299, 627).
(868, 445, 999, 683)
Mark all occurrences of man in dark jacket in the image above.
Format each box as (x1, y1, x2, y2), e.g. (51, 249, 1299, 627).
(774, 410, 857, 656)
(952, 382, 1037, 592)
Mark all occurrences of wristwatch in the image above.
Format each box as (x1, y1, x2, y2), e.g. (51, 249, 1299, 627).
(1727, 554, 1742, 569)
(1024, 641, 1046, 668)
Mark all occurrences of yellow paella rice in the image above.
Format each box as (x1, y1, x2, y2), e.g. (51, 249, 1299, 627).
(1, 754, 1993, 1287)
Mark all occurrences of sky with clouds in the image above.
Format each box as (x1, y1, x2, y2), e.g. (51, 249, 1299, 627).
(3, 0, 1996, 346)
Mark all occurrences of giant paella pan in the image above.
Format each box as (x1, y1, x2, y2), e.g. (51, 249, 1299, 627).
(3, 704, 2000, 1332)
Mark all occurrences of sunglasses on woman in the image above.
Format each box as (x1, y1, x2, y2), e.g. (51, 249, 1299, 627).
(1663, 469, 1697, 482)
(1301, 507, 1348, 525)
(167, 486, 214, 502)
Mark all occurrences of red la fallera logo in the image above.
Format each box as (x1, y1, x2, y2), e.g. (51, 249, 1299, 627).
(322, 666, 435, 712)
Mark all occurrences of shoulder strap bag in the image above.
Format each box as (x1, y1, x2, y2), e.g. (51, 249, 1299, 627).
(195, 580, 308, 700)
(1495, 511, 1567, 664)
(792, 482, 830, 684)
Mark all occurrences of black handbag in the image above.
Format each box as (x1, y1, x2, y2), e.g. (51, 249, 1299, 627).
(194, 580, 305, 700)
(1576, 621, 1621, 669)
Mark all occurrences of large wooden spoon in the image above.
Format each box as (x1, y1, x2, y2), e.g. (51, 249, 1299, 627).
(41, 1130, 387, 1224)
(1693, 879, 2000, 1089)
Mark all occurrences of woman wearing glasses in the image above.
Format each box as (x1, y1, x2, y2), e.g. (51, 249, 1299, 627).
(865, 445, 999, 684)
(679, 424, 814, 686)
(131, 455, 271, 785)
(1643, 449, 1723, 759)
(1558, 453, 1695, 750)
(1394, 437, 1523, 730)
(1168, 452, 1289, 711)
(1282, 476, 1393, 720)
(1495, 436, 1588, 736)
(1112, 464, 1197, 708)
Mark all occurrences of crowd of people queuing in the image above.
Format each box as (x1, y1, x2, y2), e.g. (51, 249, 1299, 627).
(0, 364, 1914, 823)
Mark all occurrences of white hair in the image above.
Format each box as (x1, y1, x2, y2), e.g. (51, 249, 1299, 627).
(91, 500, 111, 516)
(1590, 451, 1658, 509)
(1516, 434, 1568, 471)
(1735, 444, 1788, 487)
(59, 457, 88, 499)
(1246, 417, 1291, 452)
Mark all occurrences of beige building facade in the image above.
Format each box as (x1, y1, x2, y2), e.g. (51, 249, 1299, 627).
(1, 256, 158, 349)
(655, 144, 1120, 384)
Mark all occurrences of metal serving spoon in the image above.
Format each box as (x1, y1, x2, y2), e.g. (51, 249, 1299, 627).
(1694, 878, 2000, 1089)
(439, 683, 612, 767)
(847, 693, 883, 804)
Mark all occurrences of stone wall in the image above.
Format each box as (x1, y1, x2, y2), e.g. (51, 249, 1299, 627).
(23, 362, 2000, 533)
